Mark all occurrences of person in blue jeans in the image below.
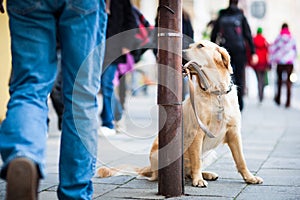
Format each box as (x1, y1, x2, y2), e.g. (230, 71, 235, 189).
(99, 0, 137, 136)
(0, 0, 107, 199)
(100, 64, 121, 130)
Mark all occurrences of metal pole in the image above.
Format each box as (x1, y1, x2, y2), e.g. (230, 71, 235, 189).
(157, 0, 183, 197)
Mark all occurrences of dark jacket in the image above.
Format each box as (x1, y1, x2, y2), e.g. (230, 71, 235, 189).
(182, 10, 194, 50)
(211, 5, 255, 56)
(104, 0, 137, 67)
(153, 11, 194, 56)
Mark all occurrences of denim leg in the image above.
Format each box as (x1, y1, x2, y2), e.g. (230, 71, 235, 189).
(56, 0, 107, 199)
(100, 64, 118, 129)
(112, 93, 123, 122)
(0, 1, 57, 179)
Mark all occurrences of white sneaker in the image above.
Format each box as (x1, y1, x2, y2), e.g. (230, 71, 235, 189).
(98, 126, 116, 137)
(115, 117, 126, 134)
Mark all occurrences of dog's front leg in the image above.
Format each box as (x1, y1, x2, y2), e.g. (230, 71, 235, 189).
(226, 129, 263, 184)
(187, 133, 208, 187)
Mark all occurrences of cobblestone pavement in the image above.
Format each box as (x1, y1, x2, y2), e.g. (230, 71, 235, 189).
(1, 70, 300, 199)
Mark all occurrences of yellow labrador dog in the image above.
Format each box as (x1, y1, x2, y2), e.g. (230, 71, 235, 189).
(97, 40, 263, 187)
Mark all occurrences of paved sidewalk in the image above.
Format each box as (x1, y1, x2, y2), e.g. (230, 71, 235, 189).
(1, 82, 300, 199)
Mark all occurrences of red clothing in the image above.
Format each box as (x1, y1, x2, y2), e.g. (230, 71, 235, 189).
(252, 34, 269, 71)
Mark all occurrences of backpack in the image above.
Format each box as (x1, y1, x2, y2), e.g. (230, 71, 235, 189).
(217, 13, 245, 52)
(131, 6, 155, 62)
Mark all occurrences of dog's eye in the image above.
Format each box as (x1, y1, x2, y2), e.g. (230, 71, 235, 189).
(197, 44, 205, 48)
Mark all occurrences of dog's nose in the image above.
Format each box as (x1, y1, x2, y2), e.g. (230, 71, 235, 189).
(197, 43, 205, 48)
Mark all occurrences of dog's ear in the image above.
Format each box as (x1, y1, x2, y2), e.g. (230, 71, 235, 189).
(215, 47, 233, 74)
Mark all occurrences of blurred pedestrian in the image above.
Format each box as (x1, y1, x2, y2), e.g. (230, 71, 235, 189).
(182, 9, 194, 50)
(153, 9, 194, 100)
(153, 8, 194, 56)
(99, 0, 137, 136)
(251, 27, 269, 104)
(269, 23, 297, 108)
(182, 9, 194, 100)
(128, 6, 155, 97)
(47, 0, 137, 136)
(0, 0, 107, 199)
(211, 0, 257, 111)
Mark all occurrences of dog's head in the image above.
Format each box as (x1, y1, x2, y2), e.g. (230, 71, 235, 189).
(183, 40, 233, 91)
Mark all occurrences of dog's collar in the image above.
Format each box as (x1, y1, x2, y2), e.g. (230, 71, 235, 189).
(183, 60, 233, 96)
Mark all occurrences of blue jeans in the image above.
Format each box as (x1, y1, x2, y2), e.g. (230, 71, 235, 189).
(100, 64, 120, 128)
(113, 93, 123, 122)
(0, 0, 107, 199)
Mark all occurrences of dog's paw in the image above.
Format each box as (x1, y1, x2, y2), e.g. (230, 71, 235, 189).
(244, 175, 263, 184)
(202, 171, 219, 181)
(149, 171, 158, 181)
(192, 178, 208, 187)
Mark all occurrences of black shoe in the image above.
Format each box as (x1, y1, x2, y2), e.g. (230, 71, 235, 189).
(274, 96, 280, 105)
(285, 103, 290, 108)
(6, 158, 39, 200)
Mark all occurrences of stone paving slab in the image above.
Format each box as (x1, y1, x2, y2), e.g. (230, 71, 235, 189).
(0, 181, 5, 200)
(169, 196, 233, 200)
(1, 84, 300, 199)
(236, 185, 300, 200)
(257, 169, 300, 186)
(262, 157, 300, 170)
(39, 173, 59, 192)
(92, 175, 135, 185)
(38, 190, 58, 200)
(96, 187, 164, 200)
(183, 178, 247, 198)
(92, 184, 122, 199)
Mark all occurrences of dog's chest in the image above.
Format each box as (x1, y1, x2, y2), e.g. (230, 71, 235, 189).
(202, 134, 225, 153)
(202, 124, 227, 153)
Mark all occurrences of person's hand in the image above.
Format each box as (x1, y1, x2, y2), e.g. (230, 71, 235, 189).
(122, 47, 130, 55)
(251, 54, 258, 66)
(0, 0, 5, 14)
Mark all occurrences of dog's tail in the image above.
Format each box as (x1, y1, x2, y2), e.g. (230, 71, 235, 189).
(96, 166, 120, 178)
(96, 165, 157, 180)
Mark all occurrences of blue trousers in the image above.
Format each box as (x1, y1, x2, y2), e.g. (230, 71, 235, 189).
(100, 64, 123, 128)
(0, 0, 107, 199)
